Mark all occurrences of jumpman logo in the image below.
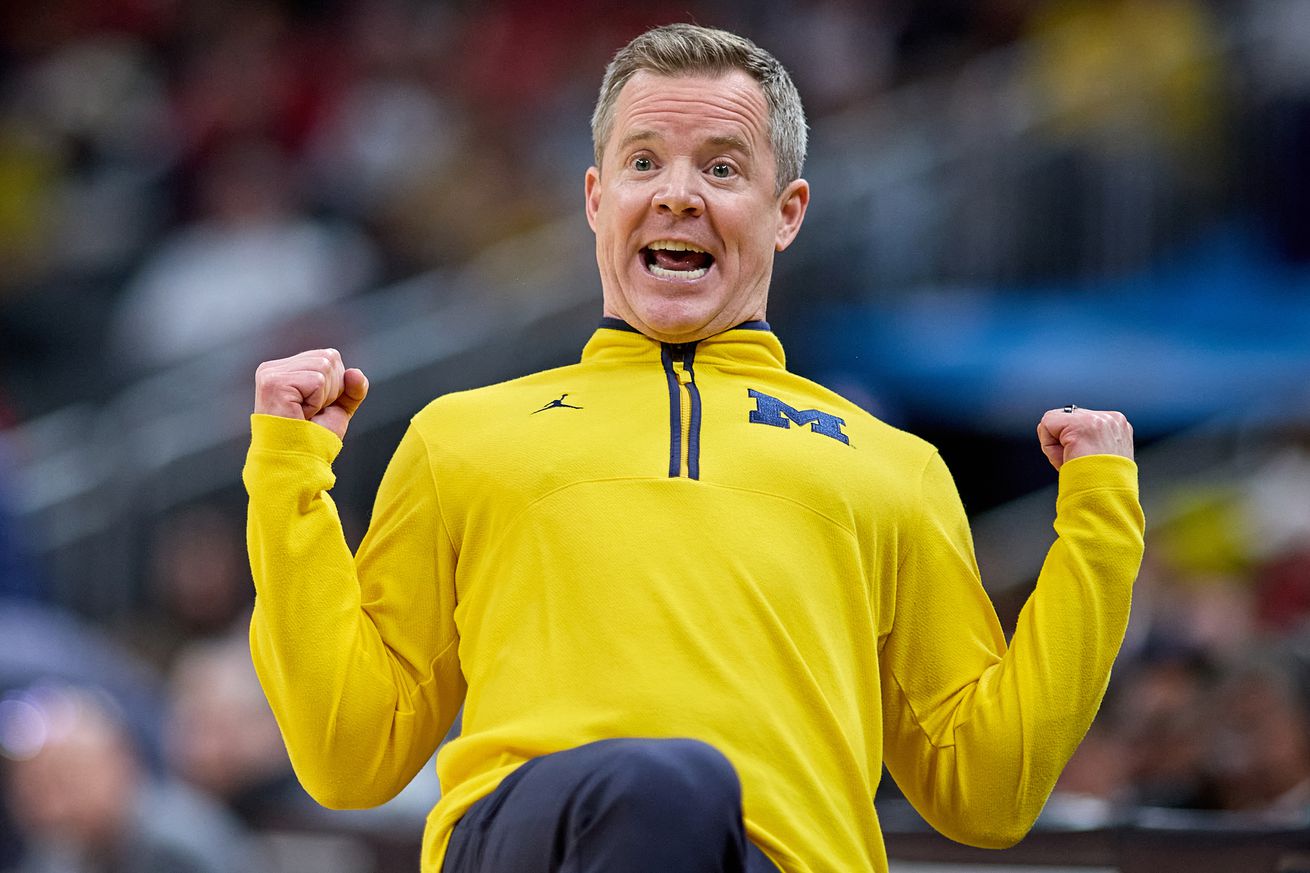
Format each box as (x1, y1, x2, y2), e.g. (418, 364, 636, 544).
(532, 393, 583, 414)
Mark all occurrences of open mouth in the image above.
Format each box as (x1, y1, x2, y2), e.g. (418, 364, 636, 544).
(642, 240, 715, 280)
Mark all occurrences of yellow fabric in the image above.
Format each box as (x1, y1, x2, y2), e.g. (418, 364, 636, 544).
(244, 323, 1144, 873)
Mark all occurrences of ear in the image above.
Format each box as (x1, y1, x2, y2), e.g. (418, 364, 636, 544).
(585, 166, 602, 232)
(774, 178, 810, 252)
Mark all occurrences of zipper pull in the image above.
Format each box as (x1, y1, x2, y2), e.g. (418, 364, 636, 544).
(670, 343, 695, 382)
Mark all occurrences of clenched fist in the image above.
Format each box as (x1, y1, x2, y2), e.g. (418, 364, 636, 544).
(254, 348, 369, 442)
(1037, 407, 1134, 471)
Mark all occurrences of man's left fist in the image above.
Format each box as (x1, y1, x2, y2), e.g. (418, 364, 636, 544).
(1037, 407, 1134, 471)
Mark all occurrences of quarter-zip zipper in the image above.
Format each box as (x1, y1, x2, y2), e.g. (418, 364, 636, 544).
(660, 342, 702, 480)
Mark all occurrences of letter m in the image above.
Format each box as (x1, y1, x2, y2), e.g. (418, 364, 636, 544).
(748, 389, 849, 445)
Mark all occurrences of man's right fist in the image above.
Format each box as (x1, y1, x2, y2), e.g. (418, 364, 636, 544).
(254, 348, 369, 442)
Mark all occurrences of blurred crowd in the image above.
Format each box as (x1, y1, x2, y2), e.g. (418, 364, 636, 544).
(8, 0, 1310, 421)
(0, 506, 318, 872)
(1053, 428, 1310, 822)
(2, 0, 1310, 870)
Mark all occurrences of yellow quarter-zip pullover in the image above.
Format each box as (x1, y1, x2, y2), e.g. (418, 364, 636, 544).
(244, 321, 1144, 872)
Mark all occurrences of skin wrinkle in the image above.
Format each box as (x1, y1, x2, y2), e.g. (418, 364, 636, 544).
(614, 130, 755, 168)
(617, 92, 763, 181)
(604, 87, 765, 166)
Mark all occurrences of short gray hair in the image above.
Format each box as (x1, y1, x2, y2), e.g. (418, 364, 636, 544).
(591, 24, 807, 196)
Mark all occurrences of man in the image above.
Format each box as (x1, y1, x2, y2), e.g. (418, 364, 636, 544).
(244, 24, 1144, 873)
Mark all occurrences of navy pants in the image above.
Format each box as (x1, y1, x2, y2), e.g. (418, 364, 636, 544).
(441, 738, 782, 873)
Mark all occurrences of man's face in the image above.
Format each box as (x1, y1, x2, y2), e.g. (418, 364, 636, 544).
(586, 70, 809, 343)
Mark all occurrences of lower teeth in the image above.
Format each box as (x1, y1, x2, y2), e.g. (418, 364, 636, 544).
(649, 263, 709, 280)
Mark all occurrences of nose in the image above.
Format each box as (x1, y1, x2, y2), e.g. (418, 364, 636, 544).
(653, 163, 704, 217)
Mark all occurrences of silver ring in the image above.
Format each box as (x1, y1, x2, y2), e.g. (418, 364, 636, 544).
(1063, 404, 1077, 413)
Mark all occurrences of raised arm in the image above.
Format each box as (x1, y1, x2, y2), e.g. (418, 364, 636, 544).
(244, 350, 465, 808)
(880, 407, 1143, 847)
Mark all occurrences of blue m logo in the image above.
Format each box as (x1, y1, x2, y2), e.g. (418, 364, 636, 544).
(748, 390, 849, 445)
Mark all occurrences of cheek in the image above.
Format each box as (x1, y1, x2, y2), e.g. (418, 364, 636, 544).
(596, 205, 633, 247)
(736, 219, 779, 267)
(728, 200, 778, 249)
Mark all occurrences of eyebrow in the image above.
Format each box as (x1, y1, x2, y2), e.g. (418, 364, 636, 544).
(615, 130, 753, 157)
(617, 129, 660, 153)
(706, 134, 752, 157)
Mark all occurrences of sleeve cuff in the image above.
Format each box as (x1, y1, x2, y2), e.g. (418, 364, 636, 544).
(1057, 453, 1138, 498)
(249, 413, 343, 463)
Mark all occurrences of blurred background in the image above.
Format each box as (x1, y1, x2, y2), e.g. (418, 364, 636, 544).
(1, 0, 1309, 871)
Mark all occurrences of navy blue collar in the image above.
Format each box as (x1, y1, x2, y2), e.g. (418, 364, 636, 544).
(597, 317, 771, 335)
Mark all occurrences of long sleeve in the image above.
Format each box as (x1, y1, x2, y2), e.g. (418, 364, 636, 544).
(879, 451, 1143, 848)
(243, 414, 465, 809)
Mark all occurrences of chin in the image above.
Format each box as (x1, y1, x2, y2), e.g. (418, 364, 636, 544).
(629, 300, 722, 342)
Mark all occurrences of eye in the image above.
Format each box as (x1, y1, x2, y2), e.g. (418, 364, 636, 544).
(632, 156, 653, 171)
(710, 163, 734, 179)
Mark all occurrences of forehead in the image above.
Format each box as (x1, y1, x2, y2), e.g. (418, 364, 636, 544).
(608, 69, 770, 152)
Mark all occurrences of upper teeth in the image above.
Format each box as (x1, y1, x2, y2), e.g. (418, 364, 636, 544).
(648, 241, 707, 253)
